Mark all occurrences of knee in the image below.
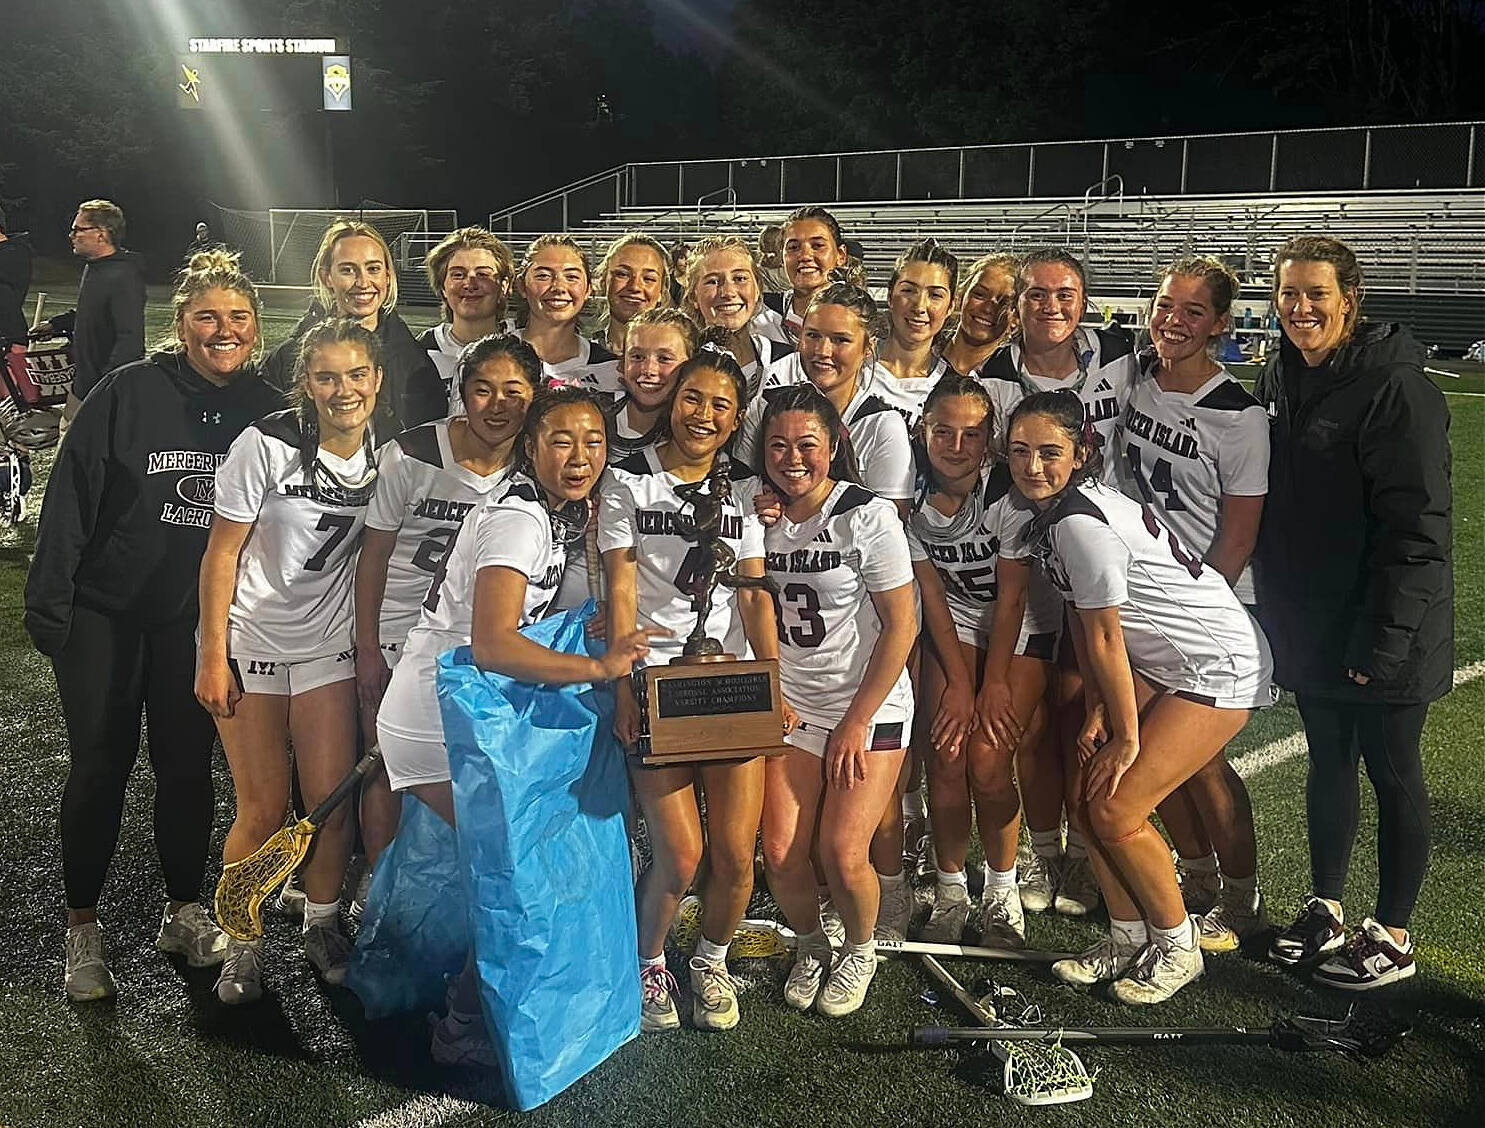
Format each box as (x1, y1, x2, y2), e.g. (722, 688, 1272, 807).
(1085, 794, 1144, 843)
(704, 837, 754, 891)
(967, 754, 1017, 808)
(817, 832, 868, 884)
(650, 834, 703, 892)
(762, 826, 806, 877)
(233, 803, 287, 845)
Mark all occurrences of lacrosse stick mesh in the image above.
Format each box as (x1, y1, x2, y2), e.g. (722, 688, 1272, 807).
(992, 989, 1097, 1106)
(214, 820, 315, 941)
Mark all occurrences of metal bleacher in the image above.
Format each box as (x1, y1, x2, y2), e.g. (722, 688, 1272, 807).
(404, 122, 1485, 351)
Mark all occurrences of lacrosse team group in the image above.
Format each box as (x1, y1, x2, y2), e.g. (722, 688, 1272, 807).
(24, 202, 1453, 1069)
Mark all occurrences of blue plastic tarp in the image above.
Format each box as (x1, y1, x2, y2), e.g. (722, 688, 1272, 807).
(438, 602, 639, 1110)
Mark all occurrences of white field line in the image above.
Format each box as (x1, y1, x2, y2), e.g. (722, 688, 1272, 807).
(354, 1096, 485, 1128)
(1233, 659, 1485, 780)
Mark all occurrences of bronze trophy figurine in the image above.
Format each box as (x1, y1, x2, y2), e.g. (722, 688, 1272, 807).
(636, 457, 791, 766)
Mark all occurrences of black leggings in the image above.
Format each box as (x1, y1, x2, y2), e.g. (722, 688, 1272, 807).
(55, 606, 218, 909)
(1295, 694, 1431, 929)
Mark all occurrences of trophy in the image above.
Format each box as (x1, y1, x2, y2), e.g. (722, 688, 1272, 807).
(636, 458, 792, 766)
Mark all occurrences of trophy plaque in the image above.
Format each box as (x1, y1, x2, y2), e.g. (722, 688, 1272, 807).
(635, 460, 791, 766)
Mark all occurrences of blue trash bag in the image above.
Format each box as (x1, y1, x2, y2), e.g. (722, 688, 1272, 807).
(437, 600, 639, 1111)
(346, 793, 470, 1020)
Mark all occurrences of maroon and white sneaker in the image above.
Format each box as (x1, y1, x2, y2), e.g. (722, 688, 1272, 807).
(1269, 896, 1345, 966)
(1312, 918, 1416, 990)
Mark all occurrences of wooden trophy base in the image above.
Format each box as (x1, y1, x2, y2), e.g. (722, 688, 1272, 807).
(637, 654, 791, 767)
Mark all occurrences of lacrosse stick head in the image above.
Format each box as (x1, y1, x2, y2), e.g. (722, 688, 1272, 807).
(214, 820, 316, 941)
(1275, 1006, 1410, 1060)
(670, 895, 793, 958)
(988, 984, 1096, 1106)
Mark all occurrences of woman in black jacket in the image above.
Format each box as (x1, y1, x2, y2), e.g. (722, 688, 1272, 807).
(25, 250, 283, 1002)
(1253, 235, 1452, 990)
(262, 218, 444, 435)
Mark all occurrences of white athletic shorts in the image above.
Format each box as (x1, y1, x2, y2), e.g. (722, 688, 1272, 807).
(377, 648, 450, 790)
(227, 648, 355, 697)
(784, 708, 914, 759)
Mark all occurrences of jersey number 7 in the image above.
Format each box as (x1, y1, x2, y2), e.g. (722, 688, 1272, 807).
(305, 513, 355, 571)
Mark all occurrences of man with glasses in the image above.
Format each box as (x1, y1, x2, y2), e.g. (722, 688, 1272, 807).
(67, 199, 145, 403)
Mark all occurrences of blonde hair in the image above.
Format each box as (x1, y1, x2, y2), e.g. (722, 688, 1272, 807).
(623, 306, 700, 357)
(160, 248, 262, 358)
(77, 198, 125, 245)
(519, 233, 592, 283)
(598, 232, 671, 302)
(311, 219, 398, 313)
(1272, 235, 1365, 343)
(681, 236, 763, 324)
(425, 227, 513, 320)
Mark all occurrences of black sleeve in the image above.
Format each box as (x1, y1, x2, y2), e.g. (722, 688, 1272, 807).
(262, 338, 295, 393)
(102, 264, 147, 376)
(23, 382, 116, 656)
(0, 243, 31, 344)
(400, 352, 448, 429)
(1344, 370, 1453, 682)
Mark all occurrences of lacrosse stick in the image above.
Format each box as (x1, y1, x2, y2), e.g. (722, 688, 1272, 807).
(920, 955, 1094, 1106)
(672, 896, 1077, 963)
(911, 1004, 1408, 1062)
(214, 748, 383, 941)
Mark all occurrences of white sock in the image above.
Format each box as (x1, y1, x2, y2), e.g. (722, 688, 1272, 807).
(303, 899, 339, 930)
(846, 938, 875, 960)
(1150, 917, 1196, 951)
(983, 864, 1018, 891)
(902, 788, 927, 822)
(640, 952, 667, 971)
(1225, 872, 1259, 913)
(695, 936, 729, 965)
(1109, 917, 1148, 950)
(936, 867, 968, 890)
(1030, 829, 1062, 858)
(878, 869, 905, 891)
(1180, 851, 1219, 875)
(796, 927, 830, 953)
(1064, 826, 1088, 860)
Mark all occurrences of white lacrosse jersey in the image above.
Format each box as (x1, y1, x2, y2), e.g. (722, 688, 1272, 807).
(874, 354, 958, 430)
(378, 478, 565, 744)
(1002, 482, 1272, 708)
(751, 292, 801, 346)
(906, 462, 1062, 654)
(608, 393, 669, 463)
(735, 358, 916, 501)
(979, 326, 1137, 481)
(1113, 363, 1269, 604)
(730, 332, 797, 405)
(599, 448, 766, 667)
(516, 329, 620, 393)
(365, 419, 515, 648)
(213, 410, 370, 662)
(764, 481, 915, 726)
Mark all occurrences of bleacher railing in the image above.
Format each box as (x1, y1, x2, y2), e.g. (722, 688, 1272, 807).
(488, 121, 1482, 233)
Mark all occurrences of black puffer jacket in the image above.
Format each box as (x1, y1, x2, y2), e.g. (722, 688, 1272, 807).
(262, 306, 445, 436)
(1253, 321, 1453, 704)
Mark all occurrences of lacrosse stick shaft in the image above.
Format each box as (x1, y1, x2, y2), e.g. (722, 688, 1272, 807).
(913, 1024, 1275, 1048)
(305, 747, 382, 826)
(920, 955, 997, 1026)
(877, 938, 1075, 963)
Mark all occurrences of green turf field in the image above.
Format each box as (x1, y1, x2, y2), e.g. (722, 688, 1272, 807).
(0, 306, 1480, 1127)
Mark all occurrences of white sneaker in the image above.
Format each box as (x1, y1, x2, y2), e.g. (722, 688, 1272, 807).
(156, 902, 229, 968)
(1111, 936, 1205, 1004)
(873, 877, 913, 942)
(1312, 918, 1418, 991)
(275, 872, 306, 918)
(347, 869, 373, 926)
(1051, 933, 1141, 986)
(816, 947, 878, 1017)
(920, 883, 971, 943)
(689, 957, 739, 1031)
(1199, 890, 1269, 953)
(783, 938, 831, 1011)
(976, 885, 1027, 949)
(215, 939, 263, 1005)
(1018, 851, 1060, 914)
(430, 1007, 499, 1066)
(64, 921, 116, 1002)
(1176, 854, 1222, 915)
(1053, 854, 1101, 916)
(640, 962, 680, 1031)
(303, 923, 350, 985)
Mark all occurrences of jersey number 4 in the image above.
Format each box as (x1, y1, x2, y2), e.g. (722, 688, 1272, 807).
(776, 582, 826, 648)
(1125, 442, 1187, 512)
(305, 513, 355, 571)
